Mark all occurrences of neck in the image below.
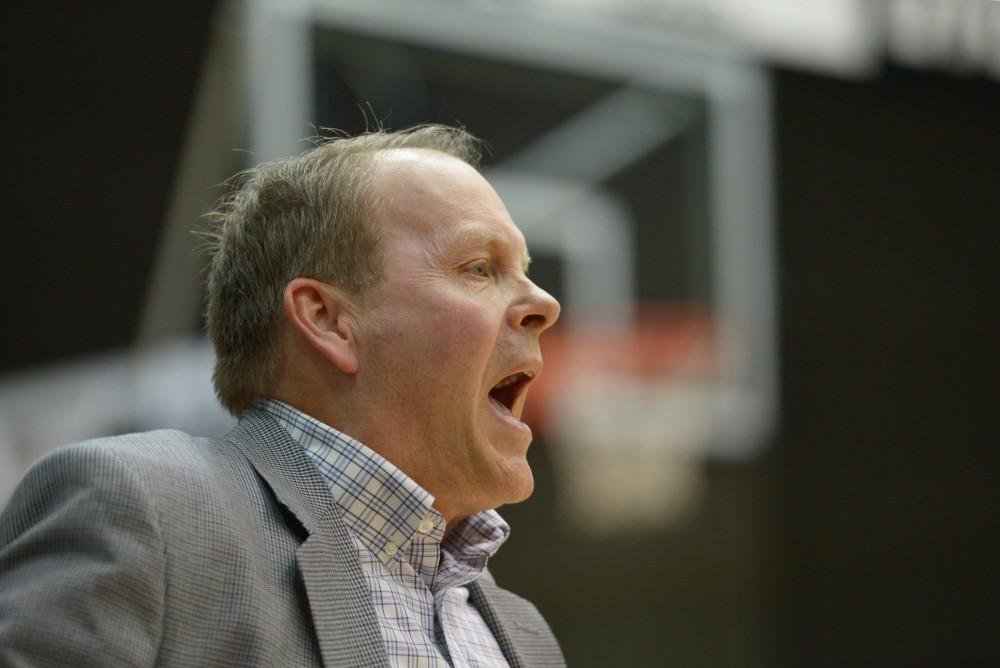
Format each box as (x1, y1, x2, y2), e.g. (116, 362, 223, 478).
(271, 387, 488, 531)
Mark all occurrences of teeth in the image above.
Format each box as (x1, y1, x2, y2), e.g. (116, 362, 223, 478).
(495, 375, 518, 389)
(493, 371, 534, 389)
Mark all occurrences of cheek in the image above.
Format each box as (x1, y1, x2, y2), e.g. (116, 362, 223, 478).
(438, 304, 499, 356)
(365, 289, 504, 388)
(403, 293, 500, 352)
(410, 307, 501, 399)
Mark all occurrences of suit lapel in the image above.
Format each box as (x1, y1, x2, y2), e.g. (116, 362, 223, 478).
(298, 515, 389, 668)
(467, 578, 527, 668)
(224, 410, 389, 668)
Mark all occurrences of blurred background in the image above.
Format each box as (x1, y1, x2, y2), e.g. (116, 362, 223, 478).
(1, 1, 998, 665)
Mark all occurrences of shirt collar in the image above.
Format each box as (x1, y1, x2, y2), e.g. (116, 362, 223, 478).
(258, 399, 509, 569)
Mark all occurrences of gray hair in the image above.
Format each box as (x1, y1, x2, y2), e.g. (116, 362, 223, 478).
(203, 124, 482, 416)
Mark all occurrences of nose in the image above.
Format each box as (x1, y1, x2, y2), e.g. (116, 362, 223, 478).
(511, 280, 561, 333)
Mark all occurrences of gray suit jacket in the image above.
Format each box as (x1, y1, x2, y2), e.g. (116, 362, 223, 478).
(0, 409, 565, 667)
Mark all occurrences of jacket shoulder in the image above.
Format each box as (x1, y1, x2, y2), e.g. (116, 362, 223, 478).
(0, 434, 173, 665)
(3, 429, 268, 543)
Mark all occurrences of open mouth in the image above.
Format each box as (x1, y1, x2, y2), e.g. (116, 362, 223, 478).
(488, 371, 535, 418)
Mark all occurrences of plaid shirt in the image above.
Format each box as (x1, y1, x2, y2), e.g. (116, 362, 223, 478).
(261, 400, 511, 667)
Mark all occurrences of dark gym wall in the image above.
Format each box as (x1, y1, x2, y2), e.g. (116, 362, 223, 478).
(775, 65, 999, 665)
(2, 5, 216, 371)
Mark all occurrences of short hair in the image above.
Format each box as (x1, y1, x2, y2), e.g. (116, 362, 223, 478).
(203, 124, 482, 416)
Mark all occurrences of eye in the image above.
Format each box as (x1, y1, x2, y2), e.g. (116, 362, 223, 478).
(466, 260, 494, 279)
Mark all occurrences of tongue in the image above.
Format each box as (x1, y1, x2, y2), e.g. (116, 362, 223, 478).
(489, 394, 514, 417)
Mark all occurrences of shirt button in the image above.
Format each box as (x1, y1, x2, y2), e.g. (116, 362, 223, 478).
(418, 518, 434, 533)
(384, 542, 398, 557)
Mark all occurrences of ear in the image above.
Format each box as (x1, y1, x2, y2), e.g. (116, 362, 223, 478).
(283, 278, 360, 374)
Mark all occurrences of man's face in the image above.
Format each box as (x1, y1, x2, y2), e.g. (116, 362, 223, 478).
(353, 149, 560, 522)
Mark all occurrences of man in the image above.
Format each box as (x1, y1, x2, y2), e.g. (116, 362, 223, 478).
(0, 126, 565, 667)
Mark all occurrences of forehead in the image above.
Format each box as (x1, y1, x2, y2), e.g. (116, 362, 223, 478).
(372, 149, 529, 259)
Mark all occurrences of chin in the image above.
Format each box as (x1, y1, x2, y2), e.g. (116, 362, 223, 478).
(496, 461, 535, 507)
(472, 428, 535, 508)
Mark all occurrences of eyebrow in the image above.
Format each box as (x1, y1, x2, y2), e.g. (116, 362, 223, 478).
(445, 225, 532, 272)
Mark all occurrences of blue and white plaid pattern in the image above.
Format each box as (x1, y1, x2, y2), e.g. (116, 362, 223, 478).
(261, 400, 511, 667)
